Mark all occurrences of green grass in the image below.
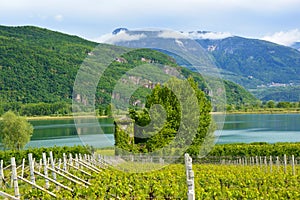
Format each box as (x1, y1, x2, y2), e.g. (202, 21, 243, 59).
(96, 148, 115, 156)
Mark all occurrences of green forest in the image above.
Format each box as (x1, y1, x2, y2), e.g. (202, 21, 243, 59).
(0, 25, 259, 117)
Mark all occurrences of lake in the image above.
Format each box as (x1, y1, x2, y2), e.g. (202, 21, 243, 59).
(215, 113, 300, 144)
(4, 114, 300, 148)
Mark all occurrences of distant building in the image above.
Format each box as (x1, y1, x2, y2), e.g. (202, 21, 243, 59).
(115, 57, 127, 63)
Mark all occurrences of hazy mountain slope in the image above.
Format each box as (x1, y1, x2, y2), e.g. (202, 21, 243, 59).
(196, 36, 300, 88)
(195, 36, 300, 101)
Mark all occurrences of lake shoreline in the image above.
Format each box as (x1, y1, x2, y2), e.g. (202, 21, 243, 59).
(26, 115, 110, 121)
(23, 110, 300, 120)
(224, 110, 300, 114)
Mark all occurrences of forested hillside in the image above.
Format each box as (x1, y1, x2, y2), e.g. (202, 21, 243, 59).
(0, 25, 257, 116)
(196, 36, 300, 101)
(0, 25, 97, 103)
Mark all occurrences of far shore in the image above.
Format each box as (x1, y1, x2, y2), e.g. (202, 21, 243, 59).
(0, 110, 299, 121)
(28, 110, 300, 120)
(25, 115, 110, 120)
(224, 110, 300, 115)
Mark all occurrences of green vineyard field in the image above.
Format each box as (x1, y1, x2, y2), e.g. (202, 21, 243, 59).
(2, 162, 299, 199)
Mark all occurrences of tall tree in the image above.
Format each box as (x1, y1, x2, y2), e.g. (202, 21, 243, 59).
(0, 111, 33, 150)
(115, 76, 215, 156)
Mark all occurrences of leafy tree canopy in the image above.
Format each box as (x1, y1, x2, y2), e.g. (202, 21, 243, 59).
(0, 111, 33, 150)
(115, 77, 215, 156)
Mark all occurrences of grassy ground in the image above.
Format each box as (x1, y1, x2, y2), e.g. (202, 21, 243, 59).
(96, 148, 115, 156)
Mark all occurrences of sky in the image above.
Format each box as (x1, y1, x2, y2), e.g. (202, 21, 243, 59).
(1, 0, 300, 46)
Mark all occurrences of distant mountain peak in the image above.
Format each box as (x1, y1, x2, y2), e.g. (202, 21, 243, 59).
(112, 28, 128, 35)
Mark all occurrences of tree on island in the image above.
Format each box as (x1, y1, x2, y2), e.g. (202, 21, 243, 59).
(0, 111, 33, 150)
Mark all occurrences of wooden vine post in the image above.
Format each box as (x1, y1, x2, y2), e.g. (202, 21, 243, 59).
(184, 153, 195, 200)
(291, 155, 295, 176)
(11, 157, 20, 199)
(0, 160, 3, 186)
(49, 151, 57, 180)
(28, 153, 36, 185)
(42, 152, 50, 189)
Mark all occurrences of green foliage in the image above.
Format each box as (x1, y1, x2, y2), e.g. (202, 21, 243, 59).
(0, 145, 91, 165)
(266, 100, 276, 108)
(277, 101, 291, 108)
(115, 77, 214, 156)
(0, 25, 97, 104)
(223, 79, 258, 105)
(0, 25, 257, 117)
(251, 86, 300, 102)
(1, 144, 300, 199)
(1, 102, 72, 116)
(0, 111, 33, 150)
(209, 142, 300, 157)
(226, 100, 300, 113)
(3, 162, 300, 199)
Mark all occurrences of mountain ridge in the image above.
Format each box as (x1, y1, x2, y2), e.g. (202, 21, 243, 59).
(0, 25, 257, 112)
(109, 28, 300, 101)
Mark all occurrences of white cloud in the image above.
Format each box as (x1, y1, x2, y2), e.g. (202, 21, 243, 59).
(184, 31, 233, 40)
(54, 14, 63, 22)
(262, 29, 300, 46)
(157, 30, 188, 39)
(158, 30, 232, 40)
(94, 30, 146, 44)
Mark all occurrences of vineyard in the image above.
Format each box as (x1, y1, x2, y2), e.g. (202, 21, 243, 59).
(0, 150, 300, 199)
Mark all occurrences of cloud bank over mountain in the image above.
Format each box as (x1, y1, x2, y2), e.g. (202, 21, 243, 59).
(95, 28, 300, 49)
(262, 29, 300, 46)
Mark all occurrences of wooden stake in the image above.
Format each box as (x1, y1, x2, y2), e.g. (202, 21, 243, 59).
(49, 151, 56, 181)
(21, 158, 25, 178)
(42, 153, 50, 189)
(11, 157, 20, 199)
(269, 156, 272, 173)
(292, 155, 295, 175)
(259, 156, 262, 169)
(28, 153, 36, 185)
(0, 160, 3, 186)
(34, 171, 73, 192)
(284, 154, 287, 174)
(264, 156, 268, 173)
(276, 156, 280, 172)
(75, 154, 80, 168)
(38, 159, 42, 173)
(0, 191, 20, 200)
(75, 160, 101, 173)
(255, 156, 258, 166)
(66, 163, 92, 176)
(47, 167, 87, 187)
(184, 153, 195, 200)
(63, 153, 67, 171)
(18, 176, 56, 198)
(54, 167, 91, 186)
(58, 158, 62, 169)
(69, 153, 73, 166)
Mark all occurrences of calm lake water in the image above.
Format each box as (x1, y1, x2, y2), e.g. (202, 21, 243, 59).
(26, 118, 115, 148)
(4, 114, 300, 148)
(215, 113, 300, 144)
